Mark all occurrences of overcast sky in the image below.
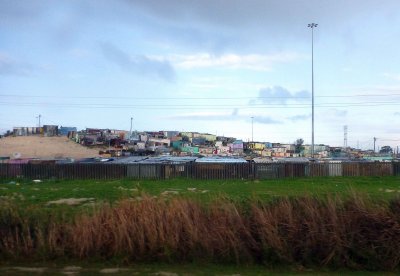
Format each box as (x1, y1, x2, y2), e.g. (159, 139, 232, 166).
(1, 0, 400, 149)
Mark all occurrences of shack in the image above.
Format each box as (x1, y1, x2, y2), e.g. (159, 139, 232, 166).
(59, 126, 77, 136)
(43, 125, 59, 137)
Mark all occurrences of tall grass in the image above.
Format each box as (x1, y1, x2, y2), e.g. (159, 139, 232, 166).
(1, 194, 400, 270)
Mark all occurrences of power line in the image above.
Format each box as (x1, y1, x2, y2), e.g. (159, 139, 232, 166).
(1, 93, 400, 100)
(0, 101, 399, 109)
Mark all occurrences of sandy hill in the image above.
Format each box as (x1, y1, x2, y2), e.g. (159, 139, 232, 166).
(0, 136, 100, 159)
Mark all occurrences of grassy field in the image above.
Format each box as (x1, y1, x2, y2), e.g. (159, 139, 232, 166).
(1, 176, 400, 272)
(1, 176, 399, 209)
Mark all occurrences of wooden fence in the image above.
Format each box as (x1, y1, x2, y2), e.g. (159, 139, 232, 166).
(0, 162, 399, 180)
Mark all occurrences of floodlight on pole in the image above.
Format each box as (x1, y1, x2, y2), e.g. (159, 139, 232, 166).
(251, 116, 254, 142)
(308, 22, 318, 158)
(129, 117, 133, 141)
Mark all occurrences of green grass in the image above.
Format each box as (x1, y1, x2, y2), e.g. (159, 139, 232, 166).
(1, 176, 400, 205)
(0, 261, 397, 275)
(1, 176, 399, 210)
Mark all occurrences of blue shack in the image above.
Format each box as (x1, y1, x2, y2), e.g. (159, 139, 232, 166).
(59, 126, 77, 136)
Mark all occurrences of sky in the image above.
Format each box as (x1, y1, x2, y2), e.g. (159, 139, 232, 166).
(1, 0, 400, 150)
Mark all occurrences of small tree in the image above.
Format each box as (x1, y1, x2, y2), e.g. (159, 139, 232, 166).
(379, 145, 393, 155)
(295, 138, 304, 154)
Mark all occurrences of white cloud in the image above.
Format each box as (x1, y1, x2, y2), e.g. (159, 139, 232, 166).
(287, 114, 311, 122)
(165, 109, 282, 124)
(328, 109, 348, 117)
(0, 53, 34, 76)
(383, 73, 400, 81)
(251, 86, 310, 105)
(69, 48, 91, 58)
(183, 76, 265, 91)
(169, 52, 305, 70)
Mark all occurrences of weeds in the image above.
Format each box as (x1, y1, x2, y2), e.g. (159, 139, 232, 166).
(1, 194, 400, 270)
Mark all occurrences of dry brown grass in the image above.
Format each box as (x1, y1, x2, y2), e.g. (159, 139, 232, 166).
(1, 195, 400, 270)
(65, 198, 257, 263)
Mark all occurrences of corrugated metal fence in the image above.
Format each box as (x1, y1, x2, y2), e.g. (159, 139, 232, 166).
(0, 162, 399, 180)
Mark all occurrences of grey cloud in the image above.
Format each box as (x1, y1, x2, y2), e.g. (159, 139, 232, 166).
(3, 1, 392, 29)
(253, 86, 310, 105)
(0, 55, 34, 76)
(4, 0, 399, 54)
(0, 1, 48, 25)
(118, 0, 400, 53)
(125, 1, 355, 30)
(100, 42, 175, 82)
(394, 112, 400, 116)
(0, 1, 85, 48)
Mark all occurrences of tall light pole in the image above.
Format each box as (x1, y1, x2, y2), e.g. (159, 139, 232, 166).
(251, 116, 254, 142)
(308, 23, 318, 158)
(129, 117, 133, 141)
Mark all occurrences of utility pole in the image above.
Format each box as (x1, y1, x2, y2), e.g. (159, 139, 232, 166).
(36, 114, 41, 128)
(343, 125, 348, 149)
(308, 23, 318, 158)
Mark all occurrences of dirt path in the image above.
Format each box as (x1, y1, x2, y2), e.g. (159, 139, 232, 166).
(0, 136, 99, 159)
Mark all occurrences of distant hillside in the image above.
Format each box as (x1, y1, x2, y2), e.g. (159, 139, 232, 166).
(0, 136, 100, 159)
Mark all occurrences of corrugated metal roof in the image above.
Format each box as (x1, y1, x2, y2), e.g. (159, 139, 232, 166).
(115, 156, 248, 164)
(112, 156, 197, 164)
(111, 157, 150, 163)
(142, 156, 198, 164)
(273, 157, 310, 163)
(252, 157, 273, 163)
(195, 157, 247, 163)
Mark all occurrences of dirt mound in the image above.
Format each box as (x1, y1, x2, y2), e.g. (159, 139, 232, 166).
(0, 136, 99, 159)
